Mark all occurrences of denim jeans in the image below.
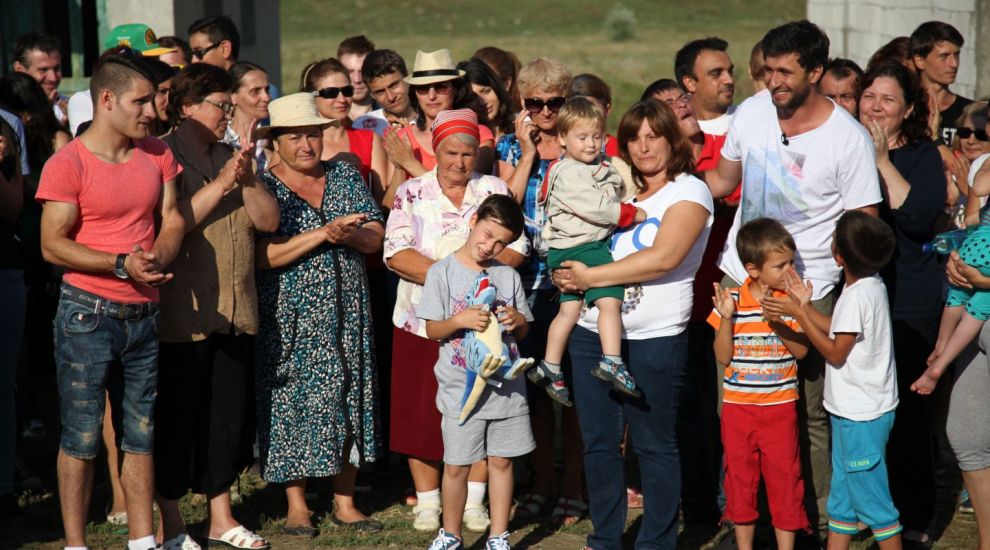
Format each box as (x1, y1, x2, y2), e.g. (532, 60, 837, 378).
(0, 269, 26, 495)
(54, 297, 159, 459)
(569, 325, 688, 550)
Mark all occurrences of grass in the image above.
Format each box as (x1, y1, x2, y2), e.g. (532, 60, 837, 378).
(278, 0, 808, 132)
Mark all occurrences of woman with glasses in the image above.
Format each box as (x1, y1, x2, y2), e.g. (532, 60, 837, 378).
(383, 49, 495, 207)
(494, 57, 589, 526)
(858, 62, 947, 549)
(154, 63, 280, 550)
(226, 61, 272, 173)
(299, 58, 387, 205)
(956, 101, 990, 226)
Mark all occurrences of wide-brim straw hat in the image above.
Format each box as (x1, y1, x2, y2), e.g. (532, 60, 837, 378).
(404, 49, 466, 86)
(253, 92, 332, 139)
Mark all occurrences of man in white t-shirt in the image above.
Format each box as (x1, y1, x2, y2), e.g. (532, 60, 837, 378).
(704, 19, 882, 540)
(675, 37, 735, 136)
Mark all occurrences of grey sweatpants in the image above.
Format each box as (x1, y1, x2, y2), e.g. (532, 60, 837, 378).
(947, 321, 990, 472)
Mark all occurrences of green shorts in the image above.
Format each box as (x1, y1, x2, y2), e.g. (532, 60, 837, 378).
(548, 240, 625, 305)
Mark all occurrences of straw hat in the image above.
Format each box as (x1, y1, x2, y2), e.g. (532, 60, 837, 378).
(404, 49, 466, 86)
(253, 93, 332, 139)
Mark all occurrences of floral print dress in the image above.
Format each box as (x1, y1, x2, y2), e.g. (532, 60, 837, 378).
(256, 161, 384, 483)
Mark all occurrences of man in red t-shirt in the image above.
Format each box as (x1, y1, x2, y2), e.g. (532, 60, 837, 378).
(37, 53, 184, 550)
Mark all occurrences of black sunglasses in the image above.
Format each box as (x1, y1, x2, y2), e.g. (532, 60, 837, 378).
(191, 42, 221, 60)
(958, 127, 989, 141)
(524, 96, 566, 114)
(313, 85, 355, 99)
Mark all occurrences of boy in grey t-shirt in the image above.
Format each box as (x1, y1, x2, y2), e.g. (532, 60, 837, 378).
(417, 195, 535, 550)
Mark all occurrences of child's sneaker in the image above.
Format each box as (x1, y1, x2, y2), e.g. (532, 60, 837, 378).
(463, 502, 491, 532)
(428, 529, 463, 550)
(526, 361, 573, 406)
(413, 500, 442, 531)
(485, 531, 511, 550)
(960, 488, 974, 513)
(592, 357, 641, 397)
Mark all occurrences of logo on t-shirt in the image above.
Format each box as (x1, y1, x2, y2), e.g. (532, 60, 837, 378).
(741, 148, 810, 224)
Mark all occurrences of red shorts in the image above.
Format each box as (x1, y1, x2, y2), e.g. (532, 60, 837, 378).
(721, 401, 808, 530)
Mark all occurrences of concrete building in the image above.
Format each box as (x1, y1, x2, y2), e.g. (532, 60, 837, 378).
(808, 0, 989, 99)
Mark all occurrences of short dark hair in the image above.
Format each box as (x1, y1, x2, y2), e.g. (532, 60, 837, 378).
(910, 21, 964, 59)
(90, 52, 155, 102)
(640, 78, 681, 101)
(475, 194, 525, 241)
(337, 35, 375, 58)
(569, 73, 612, 107)
(861, 62, 930, 143)
(736, 218, 796, 267)
(14, 31, 61, 68)
(674, 37, 728, 84)
(188, 15, 240, 59)
(834, 211, 895, 278)
(868, 37, 911, 72)
(761, 20, 829, 73)
(229, 60, 266, 91)
(823, 58, 864, 93)
(166, 63, 235, 124)
(157, 36, 191, 64)
(361, 49, 408, 82)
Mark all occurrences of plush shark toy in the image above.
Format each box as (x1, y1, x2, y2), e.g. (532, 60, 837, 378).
(458, 271, 535, 424)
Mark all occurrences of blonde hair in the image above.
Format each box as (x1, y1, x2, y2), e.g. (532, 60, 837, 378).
(556, 96, 605, 135)
(516, 57, 572, 99)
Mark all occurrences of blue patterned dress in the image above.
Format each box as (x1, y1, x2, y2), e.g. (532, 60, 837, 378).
(256, 161, 384, 483)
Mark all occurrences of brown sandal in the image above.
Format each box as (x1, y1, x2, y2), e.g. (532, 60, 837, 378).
(551, 497, 588, 526)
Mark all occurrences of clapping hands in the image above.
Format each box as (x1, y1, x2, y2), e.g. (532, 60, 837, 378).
(761, 268, 813, 320)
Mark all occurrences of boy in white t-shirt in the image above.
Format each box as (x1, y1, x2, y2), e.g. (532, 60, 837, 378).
(764, 211, 902, 550)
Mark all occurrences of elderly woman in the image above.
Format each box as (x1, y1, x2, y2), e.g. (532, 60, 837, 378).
(255, 93, 385, 535)
(226, 61, 272, 172)
(383, 49, 495, 206)
(384, 109, 527, 532)
(858, 62, 946, 548)
(495, 57, 588, 525)
(555, 100, 713, 549)
(155, 63, 279, 550)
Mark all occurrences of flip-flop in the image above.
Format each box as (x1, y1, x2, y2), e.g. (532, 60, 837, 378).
(208, 525, 270, 549)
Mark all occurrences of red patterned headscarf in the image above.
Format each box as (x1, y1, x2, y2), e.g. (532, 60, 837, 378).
(431, 108, 480, 152)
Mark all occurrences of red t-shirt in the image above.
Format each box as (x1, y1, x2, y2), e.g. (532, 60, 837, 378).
(36, 136, 181, 303)
(346, 127, 375, 182)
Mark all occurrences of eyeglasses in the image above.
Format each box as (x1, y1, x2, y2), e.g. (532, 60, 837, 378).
(191, 42, 221, 60)
(660, 93, 692, 107)
(313, 85, 354, 99)
(958, 127, 989, 141)
(414, 81, 454, 96)
(202, 98, 234, 116)
(524, 96, 566, 114)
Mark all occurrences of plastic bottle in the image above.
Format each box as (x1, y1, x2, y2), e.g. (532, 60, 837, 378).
(922, 228, 971, 254)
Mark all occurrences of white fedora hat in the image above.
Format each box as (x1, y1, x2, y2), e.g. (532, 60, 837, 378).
(253, 92, 332, 139)
(404, 49, 466, 86)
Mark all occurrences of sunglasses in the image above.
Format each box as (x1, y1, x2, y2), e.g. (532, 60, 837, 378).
(414, 81, 454, 96)
(202, 98, 235, 116)
(958, 127, 989, 141)
(191, 42, 221, 60)
(524, 96, 566, 114)
(313, 85, 355, 99)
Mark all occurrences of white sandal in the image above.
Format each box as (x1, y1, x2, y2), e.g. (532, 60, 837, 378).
(207, 525, 270, 549)
(163, 533, 201, 550)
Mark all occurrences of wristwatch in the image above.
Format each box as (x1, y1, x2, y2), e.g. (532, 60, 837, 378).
(114, 253, 130, 280)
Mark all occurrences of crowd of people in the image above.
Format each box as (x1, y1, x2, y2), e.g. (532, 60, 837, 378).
(1, 12, 990, 550)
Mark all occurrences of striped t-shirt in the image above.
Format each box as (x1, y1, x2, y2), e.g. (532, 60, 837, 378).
(707, 279, 800, 405)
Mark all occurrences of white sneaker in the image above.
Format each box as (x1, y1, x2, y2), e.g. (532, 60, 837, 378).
(413, 500, 442, 531)
(463, 502, 491, 532)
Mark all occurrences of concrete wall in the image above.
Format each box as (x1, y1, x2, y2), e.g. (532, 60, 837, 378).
(807, 0, 987, 99)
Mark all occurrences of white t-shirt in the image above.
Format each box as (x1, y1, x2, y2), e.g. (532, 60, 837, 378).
(67, 90, 93, 137)
(969, 153, 990, 209)
(718, 92, 882, 299)
(577, 172, 713, 339)
(824, 275, 898, 421)
(697, 105, 735, 136)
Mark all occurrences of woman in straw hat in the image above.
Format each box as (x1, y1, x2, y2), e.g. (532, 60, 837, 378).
(382, 49, 495, 208)
(155, 63, 279, 550)
(255, 93, 385, 536)
(383, 108, 527, 532)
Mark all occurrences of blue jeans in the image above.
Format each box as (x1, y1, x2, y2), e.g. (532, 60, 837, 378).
(0, 269, 26, 495)
(54, 297, 160, 459)
(569, 326, 687, 550)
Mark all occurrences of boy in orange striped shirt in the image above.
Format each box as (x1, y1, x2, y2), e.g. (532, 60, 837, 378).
(708, 218, 810, 550)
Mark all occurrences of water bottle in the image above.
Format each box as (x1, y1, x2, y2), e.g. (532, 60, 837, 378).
(922, 228, 970, 254)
